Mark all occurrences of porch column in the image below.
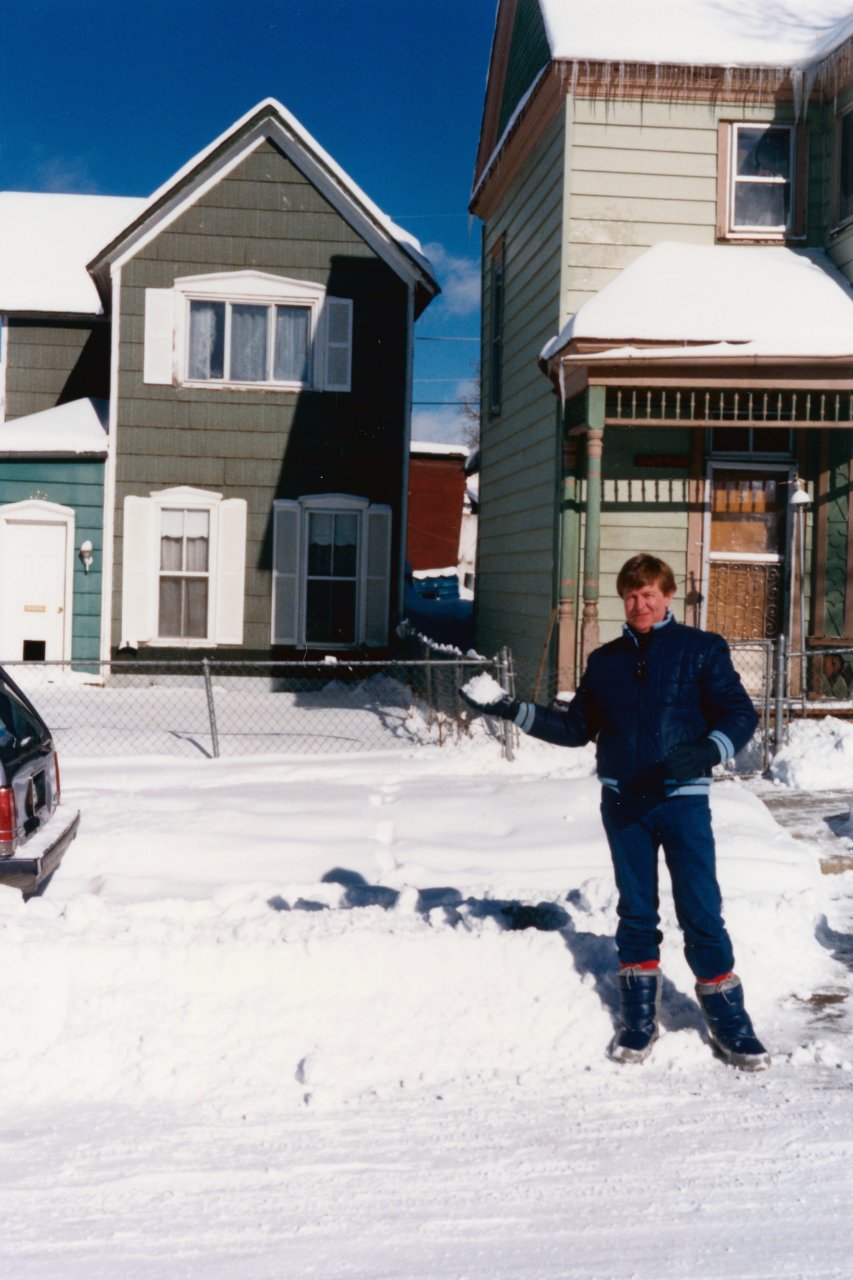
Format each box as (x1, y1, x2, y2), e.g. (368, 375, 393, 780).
(557, 433, 579, 691)
(580, 388, 606, 668)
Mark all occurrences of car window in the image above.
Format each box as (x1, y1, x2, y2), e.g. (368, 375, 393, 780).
(0, 683, 46, 760)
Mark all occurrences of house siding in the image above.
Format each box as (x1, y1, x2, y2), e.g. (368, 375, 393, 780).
(113, 139, 409, 655)
(0, 459, 105, 663)
(823, 429, 852, 637)
(565, 96, 821, 318)
(477, 105, 566, 685)
(828, 83, 853, 281)
(499, 0, 552, 137)
(4, 320, 109, 421)
(596, 427, 691, 640)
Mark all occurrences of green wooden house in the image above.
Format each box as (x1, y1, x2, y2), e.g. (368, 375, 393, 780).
(0, 100, 437, 665)
(471, 0, 853, 697)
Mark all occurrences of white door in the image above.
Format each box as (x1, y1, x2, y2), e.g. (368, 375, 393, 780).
(3, 518, 70, 660)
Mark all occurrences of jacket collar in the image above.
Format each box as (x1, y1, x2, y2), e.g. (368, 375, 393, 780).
(623, 611, 675, 647)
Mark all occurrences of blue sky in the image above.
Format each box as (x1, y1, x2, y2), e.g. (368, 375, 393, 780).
(0, 0, 498, 442)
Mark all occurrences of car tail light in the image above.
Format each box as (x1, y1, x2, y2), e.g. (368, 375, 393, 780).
(0, 787, 17, 845)
(53, 753, 61, 802)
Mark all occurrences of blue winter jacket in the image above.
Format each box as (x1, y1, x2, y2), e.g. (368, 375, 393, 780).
(515, 616, 758, 797)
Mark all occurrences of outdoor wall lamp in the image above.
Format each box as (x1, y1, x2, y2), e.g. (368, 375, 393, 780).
(79, 540, 94, 574)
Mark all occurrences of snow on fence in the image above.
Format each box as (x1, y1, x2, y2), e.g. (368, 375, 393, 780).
(4, 654, 513, 761)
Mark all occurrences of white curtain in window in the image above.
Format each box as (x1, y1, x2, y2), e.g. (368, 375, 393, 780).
(231, 304, 268, 381)
(160, 509, 184, 571)
(274, 306, 310, 382)
(188, 301, 225, 380)
(185, 509, 210, 571)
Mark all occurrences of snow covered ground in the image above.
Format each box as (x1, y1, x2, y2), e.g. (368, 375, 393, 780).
(1, 702, 852, 1278)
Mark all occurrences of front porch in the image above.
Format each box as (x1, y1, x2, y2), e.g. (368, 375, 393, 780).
(539, 243, 853, 693)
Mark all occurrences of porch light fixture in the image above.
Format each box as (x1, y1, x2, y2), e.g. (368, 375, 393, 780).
(79, 540, 94, 574)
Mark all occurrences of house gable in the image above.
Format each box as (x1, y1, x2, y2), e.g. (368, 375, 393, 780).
(499, 0, 551, 139)
(89, 101, 437, 318)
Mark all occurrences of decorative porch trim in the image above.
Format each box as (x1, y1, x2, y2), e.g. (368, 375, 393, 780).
(603, 386, 853, 428)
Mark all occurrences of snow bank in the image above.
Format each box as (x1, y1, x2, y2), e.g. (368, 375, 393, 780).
(0, 733, 834, 1118)
(769, 715, 853, 789)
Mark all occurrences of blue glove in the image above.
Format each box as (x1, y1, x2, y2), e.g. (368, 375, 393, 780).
(459, 686, 520, 721)
(663, 739, 722, 782)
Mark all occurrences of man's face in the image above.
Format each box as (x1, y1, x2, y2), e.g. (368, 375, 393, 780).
(621, 581, 673, 633)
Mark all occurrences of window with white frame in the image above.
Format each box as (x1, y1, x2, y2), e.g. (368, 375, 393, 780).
(121, 487, 247, 648)
(158, 507, 211, 639)
(272, 495, 392, 649)
(724, 123, 796, 235)
(143, 271, 353, 392)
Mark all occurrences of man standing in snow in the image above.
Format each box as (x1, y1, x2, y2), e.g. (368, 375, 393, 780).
(461, 553, 769, 1071)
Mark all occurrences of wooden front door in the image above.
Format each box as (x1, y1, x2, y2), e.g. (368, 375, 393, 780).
(706, 469, 789, 640)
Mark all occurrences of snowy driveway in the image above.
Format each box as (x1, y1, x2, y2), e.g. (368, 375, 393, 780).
(0, 735, 850, 1278)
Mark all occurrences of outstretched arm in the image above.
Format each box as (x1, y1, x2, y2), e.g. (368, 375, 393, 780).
(460, 681, 598, 749)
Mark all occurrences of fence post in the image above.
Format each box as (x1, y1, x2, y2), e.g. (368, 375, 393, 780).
(762, 641, 773, 773)
(498, 646, 515, 763)
(773, 634, 786, 759)
(202, 657, 221, 759)
(425, 654, 434, 729)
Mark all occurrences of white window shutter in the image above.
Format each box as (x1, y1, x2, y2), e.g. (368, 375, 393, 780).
(322, 297, 352, 392)
(362, 504, 392, 647)
(213, 498, 247, 645)
(121, 496, 156, 645)
(143, 288, 174, 385)
(272, 501, 302, 645)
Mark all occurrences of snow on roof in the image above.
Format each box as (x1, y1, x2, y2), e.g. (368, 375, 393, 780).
(0, 397, 108, 455)
(410, 441, 469, 457)
(541, 243, 853, 361)
(537, 1, 853, 70)
(0, 193, 145, 314)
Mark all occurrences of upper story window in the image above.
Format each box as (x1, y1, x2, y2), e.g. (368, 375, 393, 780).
(837, 109, 853, 226)
(143, 271, 353, 392)
(188, 300, 311, 385)
(718, 123, 803, 240)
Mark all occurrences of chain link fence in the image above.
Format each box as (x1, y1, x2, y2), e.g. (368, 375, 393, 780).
(6, 633, 849, 770)
(3, 646, 513, 761)
(780, 644, 853, 767)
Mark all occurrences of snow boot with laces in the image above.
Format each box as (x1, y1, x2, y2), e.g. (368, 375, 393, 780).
(608, 966, 662, 1064)
(695, 973, 770, 1071)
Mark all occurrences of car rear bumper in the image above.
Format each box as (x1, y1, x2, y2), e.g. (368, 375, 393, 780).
(0, 808, 80, 897)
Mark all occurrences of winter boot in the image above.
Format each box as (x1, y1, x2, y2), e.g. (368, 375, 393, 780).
(609, 966, 662, 1064)
(695, 974, 770, 1071)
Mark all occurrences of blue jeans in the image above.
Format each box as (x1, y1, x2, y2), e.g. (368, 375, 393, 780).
(600, 789, 734, 980)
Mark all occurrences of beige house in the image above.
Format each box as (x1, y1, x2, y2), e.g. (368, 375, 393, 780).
(471, 0, 853, 698)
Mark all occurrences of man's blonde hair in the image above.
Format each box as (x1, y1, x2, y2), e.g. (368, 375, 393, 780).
(616, 554, 676, 599)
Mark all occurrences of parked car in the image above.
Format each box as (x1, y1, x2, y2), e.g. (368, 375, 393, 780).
(0, 666, 78, 896)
